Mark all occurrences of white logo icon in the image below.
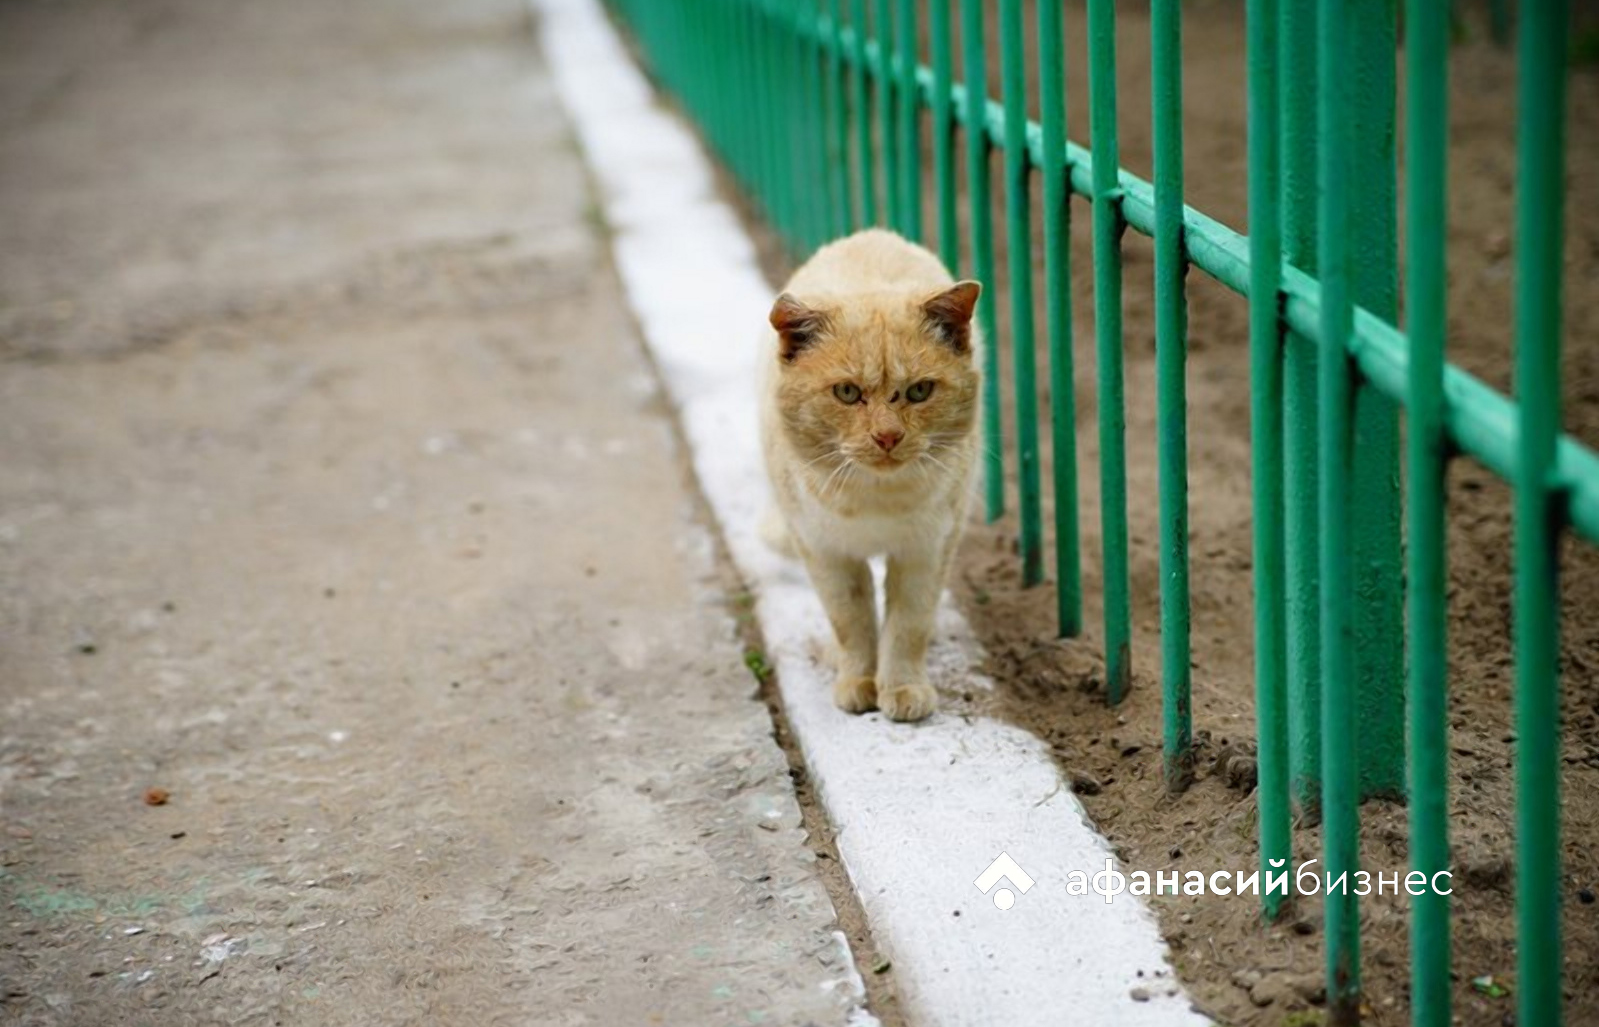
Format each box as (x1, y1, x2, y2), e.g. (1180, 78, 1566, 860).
(974, 852, 1035, 910)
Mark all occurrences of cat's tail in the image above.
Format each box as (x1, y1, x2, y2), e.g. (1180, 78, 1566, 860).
(758, 506, 799, 559)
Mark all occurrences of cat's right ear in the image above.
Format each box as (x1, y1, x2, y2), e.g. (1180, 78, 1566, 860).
(769, 293, 828, 363)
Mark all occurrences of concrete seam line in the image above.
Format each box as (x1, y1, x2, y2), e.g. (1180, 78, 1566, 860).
(531, 2, 1210, 1024)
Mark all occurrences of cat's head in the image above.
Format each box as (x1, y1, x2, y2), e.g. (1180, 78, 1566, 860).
(768, 281, 982, 475)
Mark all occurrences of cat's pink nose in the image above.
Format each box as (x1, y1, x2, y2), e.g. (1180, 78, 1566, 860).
(872, 430, 903, 452)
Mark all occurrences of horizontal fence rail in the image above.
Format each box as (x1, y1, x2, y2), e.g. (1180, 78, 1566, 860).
(604, 1, 1594, 1024)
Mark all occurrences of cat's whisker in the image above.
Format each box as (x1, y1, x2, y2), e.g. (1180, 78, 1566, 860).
(819, 456, 856, 497)
(799, 448, 844, 471)
(922, 431, 999, 463)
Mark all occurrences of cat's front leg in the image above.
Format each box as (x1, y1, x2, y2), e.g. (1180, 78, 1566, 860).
(801, 548, 880, 713)
(877, 547, 950, 722)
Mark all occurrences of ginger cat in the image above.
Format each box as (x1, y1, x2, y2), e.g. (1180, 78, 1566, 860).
(759, 229, 982, 722)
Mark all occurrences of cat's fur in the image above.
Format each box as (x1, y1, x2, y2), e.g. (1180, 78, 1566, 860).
(758, 229, 982, 722)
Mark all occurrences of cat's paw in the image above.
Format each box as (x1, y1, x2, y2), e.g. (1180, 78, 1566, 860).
(878, 682, 936, 722)
(833, 675, 878, 714)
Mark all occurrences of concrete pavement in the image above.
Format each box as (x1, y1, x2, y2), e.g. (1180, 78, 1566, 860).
(0, 1, 871, 1024)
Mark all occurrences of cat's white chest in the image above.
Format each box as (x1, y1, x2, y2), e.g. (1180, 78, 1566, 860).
(792, 477, 955, 560)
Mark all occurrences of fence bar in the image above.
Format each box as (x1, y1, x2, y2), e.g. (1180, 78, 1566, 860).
(805, 0, 831, 249)
(753, 0, 773, 224)
(1280, 0, 1322, 819)
(1347, 0, 1405, 801)
(732, 3, 755, 204)
(1514, 2, 1570, 1024)
(896, 0, 921, 242)
(720, 1, 735, 147)
(773, 0, 801, 246)
(961, 0, 1003, 521)
(775, 0, 792, 238)
(797, 0, 827, 253)
(826, 0, 853, 235)
(788, 0, 810, 249)
(929, 0, 957, 269)
(1151, 0, 1192, 789)
(708, 3, 727, 166)
(748, 1, 770, 219)
(1245, 0, 1290, 922)
(875, 0, 899, 230)
(703, 1, 717, 146)
(1087, 0, 1131, 705)
(767, 2, 793, 241)
(851, 0, 876, 225)
(778, 0, 799, 245)
(1317, 0, 1360, 1018)
(1038, 0, 1081, 636)
(818, 0, 835, 242)
(735, 1, 757, 188)
(707, 0, 721, 145)
(749, 1, 768, 197)
(1405, 0, 1452, 1019)
(1001, 0, 1042, 588)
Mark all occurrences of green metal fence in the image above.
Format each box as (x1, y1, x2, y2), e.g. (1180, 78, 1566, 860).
(601, 1, 1595, 1024)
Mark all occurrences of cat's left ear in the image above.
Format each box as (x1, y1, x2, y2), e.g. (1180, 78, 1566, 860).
(922, 281, 982, 355)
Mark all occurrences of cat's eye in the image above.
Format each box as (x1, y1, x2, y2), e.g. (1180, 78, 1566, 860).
(905, 380, 935, 403)
(833, 382, 862, 404)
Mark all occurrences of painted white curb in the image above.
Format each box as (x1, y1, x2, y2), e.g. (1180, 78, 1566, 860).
(533, 3, 1210, 1025)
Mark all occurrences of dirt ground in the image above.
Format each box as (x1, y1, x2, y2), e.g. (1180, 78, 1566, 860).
(714, 3, 1599, 1025)
(0, 1, 893, 1025)
(955, 5, 1599, 1027)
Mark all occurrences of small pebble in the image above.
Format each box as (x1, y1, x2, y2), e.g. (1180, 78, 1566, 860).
(1129, 986, 1151, 1002)
(1070, 773, 1103, 796)
(1579, 888, 1595, 905)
